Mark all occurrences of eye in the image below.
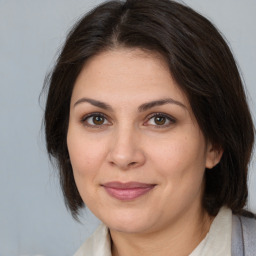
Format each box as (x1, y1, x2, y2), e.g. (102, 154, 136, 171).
(145, 113, 176, 127)
(81, 113, 111, 127)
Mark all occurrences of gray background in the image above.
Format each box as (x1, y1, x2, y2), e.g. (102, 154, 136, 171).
(0, 0, 255, 255)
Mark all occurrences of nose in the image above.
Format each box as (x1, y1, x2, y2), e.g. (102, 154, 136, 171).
(107, 126, 146, 170)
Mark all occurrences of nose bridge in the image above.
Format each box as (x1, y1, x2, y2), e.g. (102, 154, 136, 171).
(108, 122, 145, 169)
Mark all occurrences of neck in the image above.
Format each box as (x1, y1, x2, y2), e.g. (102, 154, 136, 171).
(110, 207, 213, 256)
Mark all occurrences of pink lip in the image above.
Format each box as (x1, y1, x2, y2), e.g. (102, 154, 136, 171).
(102, 182, 156, 201)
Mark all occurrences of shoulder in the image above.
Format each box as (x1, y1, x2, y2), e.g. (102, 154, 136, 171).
(232, 213, 256, 256)
(73, 223, 112, 256)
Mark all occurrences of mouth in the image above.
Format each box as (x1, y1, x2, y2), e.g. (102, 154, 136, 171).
(101, 182, 156, 201)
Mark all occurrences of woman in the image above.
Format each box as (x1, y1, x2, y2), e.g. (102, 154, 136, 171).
(43, 0, 255, 255)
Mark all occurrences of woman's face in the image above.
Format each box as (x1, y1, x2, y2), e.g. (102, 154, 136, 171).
(67, 48, 218, 234)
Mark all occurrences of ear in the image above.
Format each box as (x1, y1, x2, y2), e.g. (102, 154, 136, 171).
(205, 143, 223, 169)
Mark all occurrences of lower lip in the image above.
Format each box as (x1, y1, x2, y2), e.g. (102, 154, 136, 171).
(103, 186, 155, 201)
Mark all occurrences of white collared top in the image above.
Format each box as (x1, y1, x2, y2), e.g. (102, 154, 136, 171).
(74, 207, 232, 256)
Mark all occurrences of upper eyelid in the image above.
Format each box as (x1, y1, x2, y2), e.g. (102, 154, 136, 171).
(81, 112, 175, 119)
(81, 112, 109, 121)
(146, 112, 176, 121)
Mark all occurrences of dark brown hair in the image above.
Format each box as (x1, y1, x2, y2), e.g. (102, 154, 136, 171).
(43, 0, 255, 219)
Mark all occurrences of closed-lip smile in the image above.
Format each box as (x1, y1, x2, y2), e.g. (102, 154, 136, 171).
(102, 182, 156, 201)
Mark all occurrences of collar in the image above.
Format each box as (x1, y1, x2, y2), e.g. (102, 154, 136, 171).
(190, 207, 232, 256)
(74, 207, 232, 256)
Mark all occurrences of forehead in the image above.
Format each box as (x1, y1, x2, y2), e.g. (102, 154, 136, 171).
(71, 48, 189, 108)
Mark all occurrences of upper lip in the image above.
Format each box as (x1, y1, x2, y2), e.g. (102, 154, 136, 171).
(102, 181, 156, 189)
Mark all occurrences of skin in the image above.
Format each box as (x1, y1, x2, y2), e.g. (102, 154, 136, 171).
(67, 48, 222, 256)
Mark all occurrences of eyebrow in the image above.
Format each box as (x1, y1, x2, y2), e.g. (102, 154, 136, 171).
(73, 97, 186, 111)
(74, 97, 113, 111)
(138, 98, 186, 112)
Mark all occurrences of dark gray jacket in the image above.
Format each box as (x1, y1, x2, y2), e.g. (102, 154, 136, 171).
(232, 215, 256, 256)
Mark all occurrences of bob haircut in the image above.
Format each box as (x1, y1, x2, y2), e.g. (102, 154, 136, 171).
(44, 0, 255, 219)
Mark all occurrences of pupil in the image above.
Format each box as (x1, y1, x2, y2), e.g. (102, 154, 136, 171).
(93, 116, 104, 125)
(155, 116, 166, 125)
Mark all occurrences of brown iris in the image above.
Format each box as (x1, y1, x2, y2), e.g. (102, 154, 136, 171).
(154, 116, 166, 125)
(93, 116, 105, 125)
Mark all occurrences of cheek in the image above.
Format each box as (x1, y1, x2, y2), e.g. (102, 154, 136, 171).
(150, 136, 207, 209)
(67, 130, 105, 172)
(148, 131, 207, 181)
(67, 134, 105, 202)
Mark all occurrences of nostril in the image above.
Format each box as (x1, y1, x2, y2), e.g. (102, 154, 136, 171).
(110, 161, 115, 166)
(128, 162, 137, 166)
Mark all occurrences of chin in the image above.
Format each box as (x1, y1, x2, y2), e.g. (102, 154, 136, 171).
(109, 221, 152, 234)
(101, 209, 156, 234)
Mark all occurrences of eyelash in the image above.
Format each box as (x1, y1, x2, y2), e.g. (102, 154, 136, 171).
(80, 112, 176, 128)
(81, 112, 111, 128)
(144, 113, 176, 128)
